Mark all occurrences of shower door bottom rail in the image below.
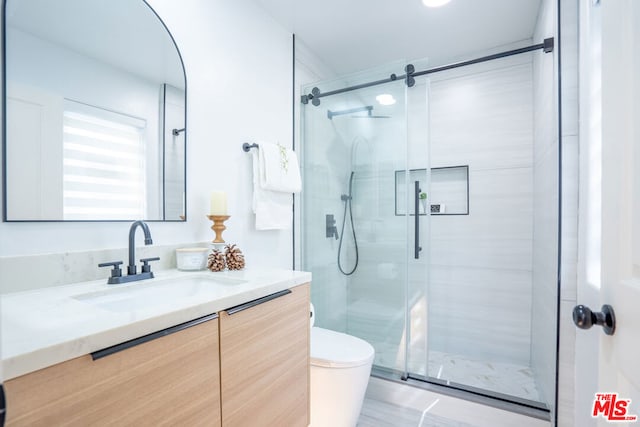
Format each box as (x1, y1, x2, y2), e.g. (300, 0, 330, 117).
(370, 366, 551, 421)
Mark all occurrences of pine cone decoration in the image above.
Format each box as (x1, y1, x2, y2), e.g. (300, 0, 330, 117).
(225, 244, 245, 270)
(207, 249, 226, 272)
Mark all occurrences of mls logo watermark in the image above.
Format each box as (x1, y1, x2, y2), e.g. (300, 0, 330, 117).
(592, 393, 638, 422)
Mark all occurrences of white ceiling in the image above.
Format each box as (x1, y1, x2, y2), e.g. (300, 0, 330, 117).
(253, 0, 543, 75)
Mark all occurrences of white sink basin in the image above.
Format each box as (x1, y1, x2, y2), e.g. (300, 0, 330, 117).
(73, 275, 247, 313)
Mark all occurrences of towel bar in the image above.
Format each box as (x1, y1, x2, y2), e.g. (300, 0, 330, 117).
(242, 143, 259, 152)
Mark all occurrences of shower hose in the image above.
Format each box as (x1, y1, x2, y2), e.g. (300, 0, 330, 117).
(338, 171, 359, 275)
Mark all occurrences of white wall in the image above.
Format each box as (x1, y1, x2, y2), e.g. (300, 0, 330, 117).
(0, 1, 294, 282)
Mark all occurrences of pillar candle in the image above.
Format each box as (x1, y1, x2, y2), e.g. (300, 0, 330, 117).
(210, 191, 227, 215)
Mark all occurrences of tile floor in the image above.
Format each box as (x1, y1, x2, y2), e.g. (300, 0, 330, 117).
(357, 377, 551, 427)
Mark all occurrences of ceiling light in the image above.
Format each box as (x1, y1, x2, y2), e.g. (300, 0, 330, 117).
(422, 0, 451, 7)
(376, 94, 396, 106)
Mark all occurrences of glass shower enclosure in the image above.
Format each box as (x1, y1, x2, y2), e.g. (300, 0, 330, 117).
(299, 50, 558, 412)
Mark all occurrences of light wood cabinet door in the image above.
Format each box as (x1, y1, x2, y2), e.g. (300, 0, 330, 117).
(219, 283, 310, 427)
(4, 314, 221, 427)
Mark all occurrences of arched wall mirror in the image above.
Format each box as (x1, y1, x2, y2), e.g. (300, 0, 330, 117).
(2, 0, 186, 221)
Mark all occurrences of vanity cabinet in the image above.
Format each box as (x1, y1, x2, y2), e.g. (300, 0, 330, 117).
(3, 283, 310, 426)
(219, 283, 310, 427)
(4, 315, 221, 427)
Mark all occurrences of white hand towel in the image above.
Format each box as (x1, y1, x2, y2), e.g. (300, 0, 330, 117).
(259, 142, 302, 193)
(252, 151, 292, 230)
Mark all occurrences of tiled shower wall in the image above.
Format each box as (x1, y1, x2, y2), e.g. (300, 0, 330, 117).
(425, 55, 536, 367)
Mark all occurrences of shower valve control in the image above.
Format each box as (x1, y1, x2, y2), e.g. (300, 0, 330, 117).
(326, 214, 339, 240)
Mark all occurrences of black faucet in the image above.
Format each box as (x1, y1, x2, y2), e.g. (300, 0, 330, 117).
(98, 220, 159, 284)
(128, 220, 153, 275)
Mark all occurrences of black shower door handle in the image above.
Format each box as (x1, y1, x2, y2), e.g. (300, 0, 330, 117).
(414, 181, 422, 259)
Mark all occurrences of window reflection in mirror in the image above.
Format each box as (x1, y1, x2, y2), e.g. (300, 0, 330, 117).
(3, 0, 186, 221)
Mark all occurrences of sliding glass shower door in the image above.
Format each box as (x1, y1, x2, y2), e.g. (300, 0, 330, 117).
(418, 54, 554, 409)
(300, 51, 556, 411)
(301, 63, 423, 375)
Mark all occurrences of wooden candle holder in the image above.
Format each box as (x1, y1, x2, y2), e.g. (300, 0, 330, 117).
(207, 215, 230, 243)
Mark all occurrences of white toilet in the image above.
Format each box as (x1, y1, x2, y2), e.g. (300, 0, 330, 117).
(310, 326, 375, 427)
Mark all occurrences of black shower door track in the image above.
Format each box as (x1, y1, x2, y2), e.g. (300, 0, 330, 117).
(301, 38, 554, 105)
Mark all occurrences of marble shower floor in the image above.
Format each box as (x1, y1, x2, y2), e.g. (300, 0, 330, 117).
(357, 377, 550, 427)
(374, 345, 543, 404)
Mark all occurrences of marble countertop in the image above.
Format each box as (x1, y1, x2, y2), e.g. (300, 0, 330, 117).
(1, 268, 311, 381)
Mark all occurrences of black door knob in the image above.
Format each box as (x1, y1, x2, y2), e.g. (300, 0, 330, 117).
(572, 304, 616, 335)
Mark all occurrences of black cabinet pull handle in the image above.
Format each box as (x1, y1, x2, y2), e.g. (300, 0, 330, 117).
(572, 304, 616, 335)
(91, 313, 218, 360)
(226, 289, 292, 315)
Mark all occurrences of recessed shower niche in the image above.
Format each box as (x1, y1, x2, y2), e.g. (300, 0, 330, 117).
(394, 166, 469, 216)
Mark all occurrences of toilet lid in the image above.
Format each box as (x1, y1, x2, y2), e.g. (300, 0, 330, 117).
(310, 327, 375, 368)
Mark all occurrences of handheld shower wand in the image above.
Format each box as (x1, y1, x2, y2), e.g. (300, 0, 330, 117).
(338, 171, 359, 275)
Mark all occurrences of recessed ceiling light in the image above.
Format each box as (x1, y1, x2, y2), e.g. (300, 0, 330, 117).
(376, 94, 396, 106)
(422, 0, 451, 7)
